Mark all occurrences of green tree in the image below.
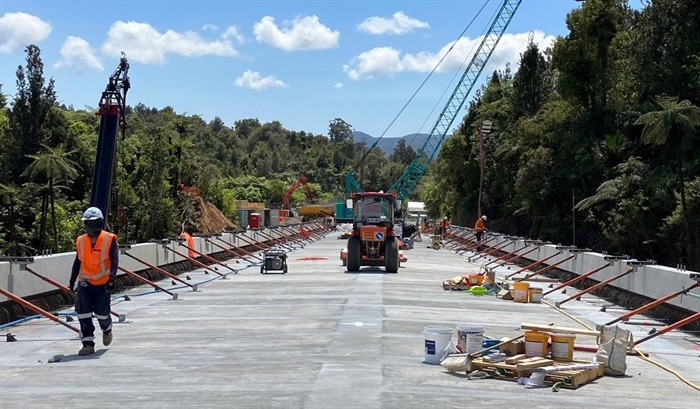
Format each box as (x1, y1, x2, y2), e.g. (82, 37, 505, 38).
(6, 45, 58, 183)
(634, 97, 700, 268)
(328, 118, 353, 142)
(22, 144, 79, 251)
(512, 35, 553, 117)
(0, 183, 33, 255)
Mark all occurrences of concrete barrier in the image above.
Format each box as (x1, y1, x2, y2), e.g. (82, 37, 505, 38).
(0, 230, 269, 302)
(480, 235, 698, 313)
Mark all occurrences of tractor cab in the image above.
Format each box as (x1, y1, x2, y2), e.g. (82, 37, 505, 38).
(345, 192, 401, 273)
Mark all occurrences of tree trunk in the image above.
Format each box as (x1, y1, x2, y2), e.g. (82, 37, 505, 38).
(39, 193, 48, 252)
(50, 177, 58, 252)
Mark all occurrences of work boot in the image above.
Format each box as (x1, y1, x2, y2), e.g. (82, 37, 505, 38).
(103, 330, 113, 346)
(78, 344, 95, 356)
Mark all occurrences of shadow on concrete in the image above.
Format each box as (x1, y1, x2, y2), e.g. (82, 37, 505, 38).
(47, 349, 108, 363)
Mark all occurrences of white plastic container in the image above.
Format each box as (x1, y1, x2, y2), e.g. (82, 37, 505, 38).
(423, 326, 453, 364)
(457, 323, 485, 354)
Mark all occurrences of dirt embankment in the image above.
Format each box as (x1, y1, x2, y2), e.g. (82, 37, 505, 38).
(192, 195, 238, 233)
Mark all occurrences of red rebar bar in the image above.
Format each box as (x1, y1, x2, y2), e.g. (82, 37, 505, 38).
(165, 246, 227, 277)
(25, 266, 122, 318)
(543, 263, 611, 296)
(123, 252, 196, 290)
(179, 243, 237, 273)
(634, 311, 700, 345)
(255, 229, 295, 251)
(118, 266, 177, 297)
(216, 237, 262, 261)
(0, 287, 80, 333)
(606, 281, 700, 326)
(205, 238, 257, 264)
(506, 251, 562, 279)
(555, 267, 635, 307)
(516, 254, 576, 282)
(469, 239, 513, 261)
(485, 244, 532, 267)
(467, 234, 499, 251)
(236, 233, 271, 252)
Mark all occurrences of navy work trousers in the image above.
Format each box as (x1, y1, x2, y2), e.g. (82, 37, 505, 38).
(75, 282, 112, 346)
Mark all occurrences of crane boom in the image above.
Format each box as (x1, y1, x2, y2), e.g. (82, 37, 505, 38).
(89, 53, 130, 228)
(389, 0, 522, 201)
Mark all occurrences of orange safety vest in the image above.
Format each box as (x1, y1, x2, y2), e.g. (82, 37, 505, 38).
(180, 232, 196, 258)
(76, 231, 117, 286)
(474, 218, 486, 233)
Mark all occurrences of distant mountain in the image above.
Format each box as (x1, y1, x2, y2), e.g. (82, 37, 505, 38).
(352, 131, 429, 155)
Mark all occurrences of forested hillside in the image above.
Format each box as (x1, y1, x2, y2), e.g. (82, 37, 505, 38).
(422, 0, 699, 269)
(0, 50, 418, 254)
(0, 0, 697, 270)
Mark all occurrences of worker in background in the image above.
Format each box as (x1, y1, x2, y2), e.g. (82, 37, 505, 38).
(474, 215, 487, 251)
(180, 226, 196, 258)
(439, 216, 450, 235)
(69, 207, 118, 356)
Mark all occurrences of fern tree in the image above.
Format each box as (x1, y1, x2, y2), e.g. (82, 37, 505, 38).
(634, 97, 700, 268)
(22, 144, 79, 251)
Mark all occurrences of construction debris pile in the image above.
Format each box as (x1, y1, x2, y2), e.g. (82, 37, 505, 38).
(432, 322, 627, 390)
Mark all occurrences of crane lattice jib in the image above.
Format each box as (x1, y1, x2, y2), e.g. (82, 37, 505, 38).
(389, 0, 522, 201)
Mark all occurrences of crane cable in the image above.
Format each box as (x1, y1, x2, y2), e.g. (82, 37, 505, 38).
(353, 0, 492, 172)
(542, 299, 700, 391)
(412, 0, 501, 141)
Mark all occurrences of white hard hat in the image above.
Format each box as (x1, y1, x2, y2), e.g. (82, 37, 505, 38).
(82, 207, 104, 220)
(481, 215, 487, 221)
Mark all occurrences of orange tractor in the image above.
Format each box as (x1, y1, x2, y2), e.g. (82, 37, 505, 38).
(343, 192, 402, 273)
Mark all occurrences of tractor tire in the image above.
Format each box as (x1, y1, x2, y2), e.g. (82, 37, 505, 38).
(347, 236, 361, 272)
(385, 237, 399, 273)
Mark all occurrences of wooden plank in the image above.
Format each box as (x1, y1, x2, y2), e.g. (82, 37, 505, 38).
(520, 323, 601, 336)
(505, 354, 528, 364)
(516, 358, 554, 370)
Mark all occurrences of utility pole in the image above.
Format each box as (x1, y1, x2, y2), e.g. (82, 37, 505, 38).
(478, 120, 493, 218)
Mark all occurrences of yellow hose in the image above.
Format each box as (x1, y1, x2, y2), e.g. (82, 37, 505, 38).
(542, 300, 700, 391)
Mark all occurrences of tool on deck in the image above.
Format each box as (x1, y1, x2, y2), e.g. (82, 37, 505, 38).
(440, 334, 525, 373)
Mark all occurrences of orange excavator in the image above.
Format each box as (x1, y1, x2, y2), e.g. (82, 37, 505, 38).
(281, 174, 334, 221)
(282, 173, 315, 210)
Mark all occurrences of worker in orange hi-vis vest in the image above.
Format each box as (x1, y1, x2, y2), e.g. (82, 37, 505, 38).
(474, 215, 488, 251)
(69, 207, 119, 356)
(439, 216, 450, 235)
(179, 227, 196, 259)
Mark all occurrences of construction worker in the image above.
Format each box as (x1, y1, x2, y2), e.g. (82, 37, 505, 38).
(68, 207, 118, 356)
(439, 216, 450, 235)
(180, 226, 196, 258)
(474, 215, 487, 251)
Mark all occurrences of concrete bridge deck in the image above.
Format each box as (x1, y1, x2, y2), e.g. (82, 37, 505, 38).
(1, 233, 698, 408)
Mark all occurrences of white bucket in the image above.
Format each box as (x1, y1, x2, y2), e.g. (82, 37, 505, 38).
(457, 323, 485, 354)
(423, 326, 453, 364)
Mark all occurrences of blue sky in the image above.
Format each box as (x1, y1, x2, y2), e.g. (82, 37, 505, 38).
(0, 0, 645, 138)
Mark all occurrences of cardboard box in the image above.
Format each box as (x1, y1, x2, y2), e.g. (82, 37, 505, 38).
(499, 338, 526, 356)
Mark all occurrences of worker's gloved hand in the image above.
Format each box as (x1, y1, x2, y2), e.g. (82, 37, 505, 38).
(69, 282, 76, 293)
(107, 277, 116, 292)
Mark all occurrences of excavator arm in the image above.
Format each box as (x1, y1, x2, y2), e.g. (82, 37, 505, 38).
(282, 173, 316, 209)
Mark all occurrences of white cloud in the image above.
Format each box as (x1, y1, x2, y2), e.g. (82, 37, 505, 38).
(222, 26, 245, 43)
(253, 15, 339, 51)
(334, 82, 344, 89)
(0, 12, 52, 53)
(343, 47, 403, 80)
(235, 70, 288, 90)
(54, 36, 104, 71)
(344, 31, 556, 80)
(358, 12, 429, 35)
(202, 23, 219, 31)
(101, 21, 239, 64)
